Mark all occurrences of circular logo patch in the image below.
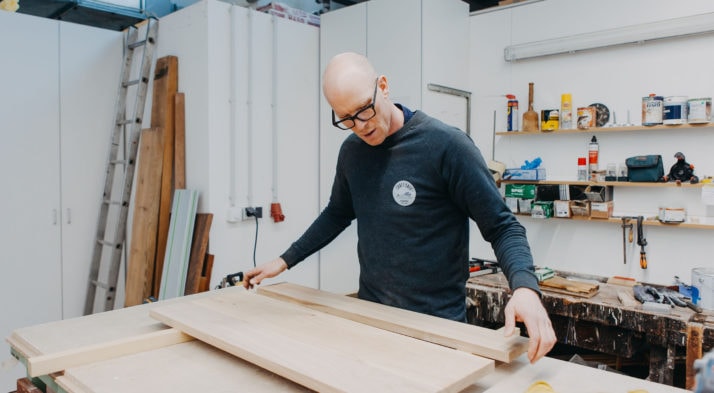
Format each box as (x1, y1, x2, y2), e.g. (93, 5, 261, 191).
(392, 180, 416, 206)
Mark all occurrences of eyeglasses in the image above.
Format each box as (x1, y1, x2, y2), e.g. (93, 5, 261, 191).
(331, 78, 378, 130)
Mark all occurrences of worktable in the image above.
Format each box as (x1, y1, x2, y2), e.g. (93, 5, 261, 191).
(8, 283, 693, 393)
(466, 271, 714, 388)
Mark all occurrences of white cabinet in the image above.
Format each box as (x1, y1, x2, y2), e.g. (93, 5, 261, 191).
(318, 0, 470, 293)
(0, 12, 120, 392)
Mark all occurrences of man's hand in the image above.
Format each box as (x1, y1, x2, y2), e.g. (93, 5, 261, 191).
(503, 287, 556, 364)
(242, 258, 288, 290)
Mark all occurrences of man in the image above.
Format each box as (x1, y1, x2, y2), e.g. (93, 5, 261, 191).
(244, 52, 556, 363)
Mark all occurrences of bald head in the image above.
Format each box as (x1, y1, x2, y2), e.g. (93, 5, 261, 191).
(323, 52, 377, 106)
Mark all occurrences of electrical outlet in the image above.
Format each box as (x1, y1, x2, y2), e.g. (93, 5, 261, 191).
(242, 206, 263, 221)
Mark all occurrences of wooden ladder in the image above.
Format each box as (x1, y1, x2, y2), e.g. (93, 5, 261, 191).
(84, 19, 159, 315)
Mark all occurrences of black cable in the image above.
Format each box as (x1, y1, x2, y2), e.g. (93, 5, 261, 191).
(252, 215, 259, 267)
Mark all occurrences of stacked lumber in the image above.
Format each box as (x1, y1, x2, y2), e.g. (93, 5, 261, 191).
(124, 56, 213, 307)
(539, 276, 599, 298)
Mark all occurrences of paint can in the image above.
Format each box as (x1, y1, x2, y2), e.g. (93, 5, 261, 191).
(540, 109, 559, 131)
(577, 107, 595, 129)
(687, 97, 712, 124)
(642, 94, 664, 126)
(663, 96, 688, 125)
(692, 267, 714, 310)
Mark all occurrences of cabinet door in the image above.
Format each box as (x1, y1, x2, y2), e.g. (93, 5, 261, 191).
(59, 22, 122, 319)
(0, 12, 62, 392)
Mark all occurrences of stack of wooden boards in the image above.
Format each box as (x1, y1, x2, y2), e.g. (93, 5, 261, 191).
(539, 276, 600, 298)
(9, 283, 530, 393)
(124, 55, 214, 307)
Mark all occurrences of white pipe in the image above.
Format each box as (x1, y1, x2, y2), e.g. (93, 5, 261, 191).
(271, 15, 279, 203)
(229, 5, 239, 208)
(246, 9, 254, 207)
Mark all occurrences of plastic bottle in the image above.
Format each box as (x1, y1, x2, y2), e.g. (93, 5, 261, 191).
(560, 93, 572, 129)
(588, 136, 599, 175)
(506, 94, 519, 131)
(577, 157, 587, 181)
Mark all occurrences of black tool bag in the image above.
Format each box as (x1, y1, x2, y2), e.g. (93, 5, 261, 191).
(626, 155, 664, 182)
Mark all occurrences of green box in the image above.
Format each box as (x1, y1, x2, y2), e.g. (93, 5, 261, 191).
(531, 201, 553, 219)
(504, 184, 537, 199)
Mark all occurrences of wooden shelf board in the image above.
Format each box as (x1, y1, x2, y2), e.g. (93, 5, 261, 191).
(502, 179, 705, 188)
(496, 123, 712, 136)
(515, 214, 714, 230)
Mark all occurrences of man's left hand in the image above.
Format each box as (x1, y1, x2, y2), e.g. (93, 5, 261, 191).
(503, 287, 557, 364)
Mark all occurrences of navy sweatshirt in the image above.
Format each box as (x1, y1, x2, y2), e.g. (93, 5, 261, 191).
(281, 108, 539, 321)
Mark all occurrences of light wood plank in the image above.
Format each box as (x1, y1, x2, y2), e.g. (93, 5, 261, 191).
(152, 56, 179, 299)
(125, 127, 164, 307)
(184, 213, 212, 295)
(56, 340, 310, 393)
(27, 328, 192, 377)
(150, 290, 493, 393)
(257, 282, 528, 362)
(174, 92, 186, 190)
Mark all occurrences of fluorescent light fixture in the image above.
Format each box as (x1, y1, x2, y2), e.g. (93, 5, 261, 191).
(504, 12, 714, 61)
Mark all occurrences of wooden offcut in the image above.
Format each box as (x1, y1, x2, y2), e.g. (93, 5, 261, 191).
(150, 291, 493, 393)
(125, 128, 164, 307)
(199, 254, 215, 293)
(184, 213, 213, 295)
(257, 282, 528, 362)
(686, 322, 703, 390)
(539, 276, 599, 298)
(174, 92, 186, 190)
(152, 55, 179, 299)
(27, 328, 192, 377)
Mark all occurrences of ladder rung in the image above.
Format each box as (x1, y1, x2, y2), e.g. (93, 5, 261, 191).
(103, 199, 124, 206)
(110, 159, 127, 165)
(117, 119, 134, 125)
(90, 280, 109, 290)
(123, 79, 141, 87)
(97, 239, 120, 248)
(127, 39, 147, 50)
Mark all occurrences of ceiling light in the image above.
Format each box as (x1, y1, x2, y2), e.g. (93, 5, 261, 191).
(504, 12, 714, 61)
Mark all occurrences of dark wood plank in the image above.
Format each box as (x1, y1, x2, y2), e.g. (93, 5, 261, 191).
(125, 128, 164, 307)
(184, 213, 213, 295)
(151, 56, 179, 299)
(174, 92, 186, 190)
(199, 254, 215, 293)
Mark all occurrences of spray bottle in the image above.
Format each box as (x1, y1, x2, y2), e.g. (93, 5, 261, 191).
(506, 94, 519, 131)
(588, 136, 599, 177)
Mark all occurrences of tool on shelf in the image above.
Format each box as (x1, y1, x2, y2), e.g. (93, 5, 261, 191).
(620, 217, 634, 264)
(636, 216, 647, 269)
(84, 19, 159, 315)
(522, 82, 538, 132)
(468, 258, 500, 277)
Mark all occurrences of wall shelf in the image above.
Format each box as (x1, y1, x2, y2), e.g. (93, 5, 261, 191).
(515, 215, 714, 230)
(496, 123, 712, 136)
(502, 180, 707, 188)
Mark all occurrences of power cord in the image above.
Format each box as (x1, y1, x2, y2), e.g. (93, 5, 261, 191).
(251, 215, 258, 268)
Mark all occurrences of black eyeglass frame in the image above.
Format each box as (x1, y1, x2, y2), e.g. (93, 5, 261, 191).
(331, 78, 379, 130)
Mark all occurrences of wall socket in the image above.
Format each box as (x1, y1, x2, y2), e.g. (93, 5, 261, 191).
(242, 206, 263, 221)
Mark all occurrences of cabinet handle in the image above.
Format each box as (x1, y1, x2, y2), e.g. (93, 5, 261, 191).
(66, 208, 72, 224)
(52, 209, 58, 225)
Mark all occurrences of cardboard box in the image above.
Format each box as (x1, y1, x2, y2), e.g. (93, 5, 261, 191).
(531, 201, 553, 219)
(584, 185, 613, 202)
(590, 201, 614, 219)
(518, 199, 533, 214)
(505, 197, 519, 213)
(554, 200, 571, 218)
(505, 184, 536, 199)
(570, 200, 591, 217)
(503, 168, 546, 181)
(258, 2, 321, 26)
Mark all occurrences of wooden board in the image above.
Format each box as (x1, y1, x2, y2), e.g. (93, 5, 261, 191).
(539, 276, 599, 298)
(257, 282, 528, 362)
(184, 213, 212, 295)
(56, 340, 310, 393)
(174, 92, 186, 190)
(124, 127, 164, 307)
(159, 189, 199, 300)
(150, 290, 494, 393)
(152, 55, 179, 299)
(199, 253, 215, 293)
(27, 328, 192, 377)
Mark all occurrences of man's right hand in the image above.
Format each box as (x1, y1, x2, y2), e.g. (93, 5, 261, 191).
(242, 258, 288, 290)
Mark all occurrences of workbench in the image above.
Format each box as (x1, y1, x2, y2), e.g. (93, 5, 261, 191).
(466, 271, 714, 389)
(8, 283, 692, 393)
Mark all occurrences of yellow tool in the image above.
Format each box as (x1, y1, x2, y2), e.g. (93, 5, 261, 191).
(525, 380, 556, 393)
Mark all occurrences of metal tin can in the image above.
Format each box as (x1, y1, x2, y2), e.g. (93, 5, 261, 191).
(642, 94, 664, 126)
(577, 107, 595, 129)
(688, 97, 712, 124)
(506, 94, 519, 131)
(663, 96, 688, 125)
(540, 109, 559, 131)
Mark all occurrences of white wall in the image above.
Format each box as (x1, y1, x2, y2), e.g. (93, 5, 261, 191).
(469, 0, 714, 285)
(152, 0, 321, 291)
